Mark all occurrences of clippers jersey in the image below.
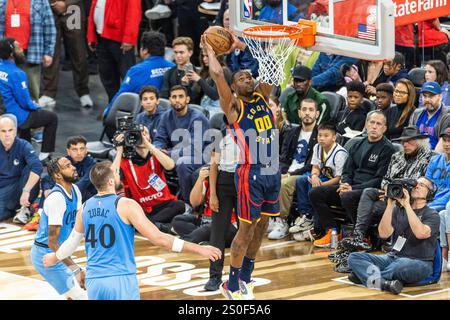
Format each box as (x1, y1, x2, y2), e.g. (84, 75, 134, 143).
(82, 194, 136, 280)
(228, 92, 277, 165)
(35, 184, 80, 246)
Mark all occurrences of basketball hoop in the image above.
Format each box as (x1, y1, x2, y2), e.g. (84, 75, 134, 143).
(242, 21, 316, 86)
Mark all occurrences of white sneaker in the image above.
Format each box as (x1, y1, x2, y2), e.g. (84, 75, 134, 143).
(289, 216, 314, 234)
(266, 217, 276, 234)
(13, 206, 31, 224)
(447, 262, 450, 272)
(293, 229, 314, 242)
(239, 279, 255, 300)
(38, 95, 56, 108)
(80, 94, 93, 108)
(268, 218, 289, 240)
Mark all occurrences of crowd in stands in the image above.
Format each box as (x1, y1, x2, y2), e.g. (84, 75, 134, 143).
(0, 0, 449, 296)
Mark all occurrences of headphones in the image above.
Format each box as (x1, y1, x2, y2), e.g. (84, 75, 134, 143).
(423, 177, 437, 202)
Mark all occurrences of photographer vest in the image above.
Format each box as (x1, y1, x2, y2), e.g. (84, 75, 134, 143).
(120, 156, 177, 214)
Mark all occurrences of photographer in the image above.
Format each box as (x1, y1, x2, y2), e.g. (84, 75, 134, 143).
(348, 177, 440, 295)
(111, 124, 185, 233)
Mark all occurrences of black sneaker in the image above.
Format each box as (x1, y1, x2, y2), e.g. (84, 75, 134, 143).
(380, 279, 403, 295)
(334, 259, 352, 273)
(341, 232, 372, 251)
(204, 277, 222, 291)
(348, 272, 362, 285)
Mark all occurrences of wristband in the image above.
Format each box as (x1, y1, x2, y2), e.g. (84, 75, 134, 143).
(73, 267, 82, 275)
(171, 238, 184, 253)
(22, 188, 31, 193)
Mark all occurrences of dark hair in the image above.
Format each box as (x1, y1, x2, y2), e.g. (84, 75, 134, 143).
(346, 80, 366, 96)
(198, 50, 225, 79)
(66, 135, 87, 149)
(47, 157, 64, 180)
(375, 83, 394, 95)
(395, 78, 416, 128)
(0, 38, 15, 60)
(90, 161, 114, 191)
(141, 31, 166, 56)
(318, 122, 337, 134)
(231, 69, 252, 83)
(172, 37, 194, 52)
(169, 85, 188, 96)
(426, 60, 449, 85)
(392, 51, 405, 68)
(299, 98, 318, 111)
(139, 86, 159, 100)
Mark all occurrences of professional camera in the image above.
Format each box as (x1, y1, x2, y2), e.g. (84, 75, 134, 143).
(386, 179, 417, 199)
(114, 116, 144, 158)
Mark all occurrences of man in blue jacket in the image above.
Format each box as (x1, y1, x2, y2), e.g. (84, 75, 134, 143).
(103, 31, 175, 117)
(0, 38, 58, 161)
(0, 114, 43, 223)
(311, 53, 357, 92)
(153, 85, 210, 204)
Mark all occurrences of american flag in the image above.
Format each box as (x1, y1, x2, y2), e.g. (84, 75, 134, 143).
(357, 24, 376, 41)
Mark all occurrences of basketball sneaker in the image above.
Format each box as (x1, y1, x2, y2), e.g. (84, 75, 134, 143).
(293, 229, 314, 242)
(267, 218, 288, 240)
(239, 279, 255, 300)
(24, 211, 41, 231)
(13, 206, 31, 225)
(219, 281, 243, 300)
(313, 229, 332, 248)
(289, 216, 314, 234)
(266, 217, 276, 234)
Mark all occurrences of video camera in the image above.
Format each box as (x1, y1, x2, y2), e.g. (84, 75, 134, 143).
(386, 179, 417, 199)
(114, 116, 144, 158)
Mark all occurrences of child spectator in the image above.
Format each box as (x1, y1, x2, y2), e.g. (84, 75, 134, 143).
(375, 83, 394, 116)
(134, 86, 165, 141)
(336, 80, 367, 137)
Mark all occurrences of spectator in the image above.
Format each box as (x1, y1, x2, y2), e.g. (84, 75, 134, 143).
(134, 86, 165, 141)
(290, 122, 348, 241)
(87, 0, 141, 102)
(335, 81, 367, 137)
(309, 110, 396, 248)
(0, 38, 58, 161)
(364, 61, 389, 97)
(340, 127, 434, 255)
(39, 0, 93, 110)
(160, 37, 201, 104)
(348, 176, 439, 295)
(187, 50, 232, 117)
(436, 129, 450, 270)
(425, 127, 450, 211)
(171, 166, 237, 245)
(281, 65, 330, 125)
(258, 0, 302, 24)
(384, 79, 416, 140)
(375, 83, 394, 117)
(311, 53, 357, 92)
(0, 114, 42, 223)
(419, 60, 450, 107)
(102, 31, 175, 118)
(0, 0, 56, 102)
(153, 85, 210, 203)
(112, 126, 185, 233)
(409, 81, 450, 149)
(41, 135, 96, 202)
(382, 52, 409, 86)
(204, 130, 240, 291)
(272, 99, 319, 240)
(269, 95, 289, 147)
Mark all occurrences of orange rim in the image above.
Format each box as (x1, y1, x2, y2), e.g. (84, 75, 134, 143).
(242, 24, 303, 40)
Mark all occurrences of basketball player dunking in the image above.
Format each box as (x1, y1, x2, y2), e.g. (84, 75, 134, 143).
(43, 161, 221, 300)
(203, 35, 281, 300)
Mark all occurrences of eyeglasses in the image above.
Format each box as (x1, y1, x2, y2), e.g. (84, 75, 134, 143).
(394, 89, 408, 95)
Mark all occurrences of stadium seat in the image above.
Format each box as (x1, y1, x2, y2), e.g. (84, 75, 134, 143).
(362, 98, 375, 114)
(343, 136, 363, 151)
(321, 91, 346, 122)
(158, 98, 171, 110)
(408, 68, 426, 88)
(87, 93, 141, 160)
(209, 111, 226, 131)
(190, 104, 210, 119)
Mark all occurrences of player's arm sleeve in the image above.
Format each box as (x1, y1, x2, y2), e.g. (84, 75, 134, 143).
(45, 193, 67, 225)
(55, 228, 84, 261)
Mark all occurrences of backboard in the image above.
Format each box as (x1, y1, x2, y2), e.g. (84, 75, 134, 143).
(230, 0, 395, 60)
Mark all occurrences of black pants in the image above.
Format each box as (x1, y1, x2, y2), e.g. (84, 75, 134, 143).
(97, 36, 136, 102)
(147, 199, 185, 224)
(396, 43, 449, 69)
(354, 188, 387, 235)
(209, 171, 238, 278)
(309, 185, 363, 230)
(19, 109, 58, 153)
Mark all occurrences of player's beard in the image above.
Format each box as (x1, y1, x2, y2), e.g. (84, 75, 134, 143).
(62, 172, 79, 183)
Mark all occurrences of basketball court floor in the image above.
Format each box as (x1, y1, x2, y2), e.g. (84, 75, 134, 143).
(0, 221, 449, 300)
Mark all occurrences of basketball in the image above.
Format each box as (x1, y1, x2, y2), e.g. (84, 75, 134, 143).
(203, 26, 233, 55)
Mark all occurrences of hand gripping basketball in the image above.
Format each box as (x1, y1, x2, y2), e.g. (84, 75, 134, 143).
(203, 26, 234, 55)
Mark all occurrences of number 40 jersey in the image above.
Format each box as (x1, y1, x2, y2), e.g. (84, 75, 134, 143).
(82, 194, 136, 280)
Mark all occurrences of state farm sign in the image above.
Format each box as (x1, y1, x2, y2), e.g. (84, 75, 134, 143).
(393, 0, 450, 26)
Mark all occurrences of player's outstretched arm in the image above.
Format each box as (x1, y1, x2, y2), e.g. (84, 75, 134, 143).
(123, 198, 222, 261)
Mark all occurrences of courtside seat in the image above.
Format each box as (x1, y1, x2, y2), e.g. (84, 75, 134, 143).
(209, 111, 226, 131)
(158, 98, 171, 110)
(321, 91, 346, 122)
(408, 68, 426, 88)
(87, 93, 141, 160)
(190, 104, 210, 119)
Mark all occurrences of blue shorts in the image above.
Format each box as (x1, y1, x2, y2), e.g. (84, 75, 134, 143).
(234, 164, 281, 223)
(31, 244, 75, 295)
(86, 274, 140, 300)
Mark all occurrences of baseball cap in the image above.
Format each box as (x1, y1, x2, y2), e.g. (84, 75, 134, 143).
(291, 65, 312, 81)
(420, 81, 442, 95)
(439, 127, 450, 138)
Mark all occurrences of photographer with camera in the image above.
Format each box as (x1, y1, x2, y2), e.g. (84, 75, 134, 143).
(111, 120, 185, 234)
(347, 177, 439, 295)
(339, 127, 435, 254)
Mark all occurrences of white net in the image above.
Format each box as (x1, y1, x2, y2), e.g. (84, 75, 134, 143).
(242, 26, 300, 86)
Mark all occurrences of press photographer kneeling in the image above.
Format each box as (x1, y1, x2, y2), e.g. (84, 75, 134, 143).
(111, 117, 185, 233)
(347, 177, 440, 294)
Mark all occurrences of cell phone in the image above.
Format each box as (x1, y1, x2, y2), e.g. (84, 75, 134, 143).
(184, 63, 194, 73)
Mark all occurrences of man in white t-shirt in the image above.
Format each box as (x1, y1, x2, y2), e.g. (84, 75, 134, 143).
(269, 98, 319, 240)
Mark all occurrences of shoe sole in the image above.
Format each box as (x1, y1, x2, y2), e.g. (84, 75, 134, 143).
(314, 243, 331, 248)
